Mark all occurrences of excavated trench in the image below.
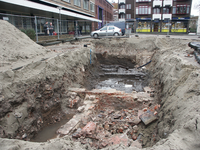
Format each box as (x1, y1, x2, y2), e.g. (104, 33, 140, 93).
(27, 51, 158, 149)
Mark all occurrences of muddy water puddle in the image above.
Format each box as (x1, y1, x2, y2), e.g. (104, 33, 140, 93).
(95, 65, 147, 93)
(31, 114, 74, 142)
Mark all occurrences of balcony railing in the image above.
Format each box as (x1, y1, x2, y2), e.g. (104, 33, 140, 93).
(153, 1, 162, 7)
(119, 9, 125, 14)
(119, 0, 125, 4)
(119, 18, 125, 21)
(153, 14, 161, 20)
(163, 0, 172, 7)
(163, 14, 172, 20)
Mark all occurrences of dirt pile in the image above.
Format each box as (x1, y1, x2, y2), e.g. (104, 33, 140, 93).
(0, 20, 55, 72)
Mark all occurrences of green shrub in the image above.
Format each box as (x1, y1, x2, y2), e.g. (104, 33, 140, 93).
(21, 29, 36, 41)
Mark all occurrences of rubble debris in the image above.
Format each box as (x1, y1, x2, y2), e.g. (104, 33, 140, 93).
(139, 110, 157, 125)
(72, 128, 82, 138)
(81, 122, 96, 136)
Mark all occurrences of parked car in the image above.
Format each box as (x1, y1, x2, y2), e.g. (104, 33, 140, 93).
(104, 21, 126, 35)
(91, 26, 122, 38)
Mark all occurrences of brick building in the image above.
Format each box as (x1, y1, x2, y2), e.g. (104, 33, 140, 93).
(118, 0, 192, 33)
(94, 0, 114, 30)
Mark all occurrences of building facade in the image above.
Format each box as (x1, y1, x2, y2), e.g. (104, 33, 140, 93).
(94, 0, 114, 29)
(118, 0, 192, 33)
(0, 0, 101, 35)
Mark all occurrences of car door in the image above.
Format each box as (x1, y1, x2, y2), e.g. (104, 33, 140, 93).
(107, 26, 115, 36)
(98, 26, 107, 36)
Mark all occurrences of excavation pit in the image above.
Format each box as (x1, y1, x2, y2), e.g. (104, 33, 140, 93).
(28, 54, 158, 149)
(1, 21, 200, 150)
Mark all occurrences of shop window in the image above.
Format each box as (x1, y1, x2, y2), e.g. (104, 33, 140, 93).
(83, 0, 89, 10)
(137, 21, 151, 32)
(126, 14, 131, 19)
(74, 0, 81, 7)
(153, 8, 160, 14)
(126, 4, 131, 9)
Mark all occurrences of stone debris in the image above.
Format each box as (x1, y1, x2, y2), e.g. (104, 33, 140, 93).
(14, 112, 22, 118)
(77, 106, 85, 113)
(139, 110, 157, 125)
(57, 116, 80, 135)
(81, 122, 96, 135)
(59, 88, 161, 149)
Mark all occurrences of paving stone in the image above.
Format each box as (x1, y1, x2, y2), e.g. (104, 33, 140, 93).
(140, 110, 157, 125)
(108, 134, 129, 146)
(81, 122, 96, 135)
(57, 116, 80, 135)
(128, 116, 141, 125)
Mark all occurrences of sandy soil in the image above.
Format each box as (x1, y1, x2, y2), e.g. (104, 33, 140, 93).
(0, 20, 200, 150)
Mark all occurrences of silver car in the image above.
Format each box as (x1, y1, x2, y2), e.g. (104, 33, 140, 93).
(91, 26, 122, 38)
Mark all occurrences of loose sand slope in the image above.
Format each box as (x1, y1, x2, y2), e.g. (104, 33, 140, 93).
(0, 20, 54, 71)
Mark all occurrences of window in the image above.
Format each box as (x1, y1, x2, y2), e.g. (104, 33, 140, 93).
(90, 2, 95, 12)
(62, 0, 70, 2)
(101, 27, 107, 30)
(173, 5, 190, 14)
(126, 4, 131, 9)
(74, 0, 81, 7)
(120, 14, 125, 19)
(136, 6, 151, 15)
(83, 0, 89, 10)
(136, 0, 151, 2)
(126, 14, 131, 19)
(153, 8, 160, 14)
(108, 27, 114, 30)
(120, 5, 125, 9)
(163, 8, 170, 14)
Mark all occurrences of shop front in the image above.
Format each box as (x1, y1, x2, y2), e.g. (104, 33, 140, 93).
(136, 18, 151, 32)
(171, 17, 190, 33)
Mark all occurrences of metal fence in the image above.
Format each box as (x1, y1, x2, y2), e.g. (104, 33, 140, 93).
(0, 13, 94, 42)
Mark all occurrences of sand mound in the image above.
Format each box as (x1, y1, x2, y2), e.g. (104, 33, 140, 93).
(0, 20, 52, 71)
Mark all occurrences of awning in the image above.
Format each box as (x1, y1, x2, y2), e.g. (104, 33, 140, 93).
(0, 0, 102, 22)
(172, 17, 190, 20)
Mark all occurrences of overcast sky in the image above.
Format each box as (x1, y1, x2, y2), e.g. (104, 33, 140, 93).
(108, 0, 199, 16)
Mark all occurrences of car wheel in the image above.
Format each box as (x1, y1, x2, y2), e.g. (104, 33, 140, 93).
(114, 33, 119, 36)
(93, 33, 98, 38)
